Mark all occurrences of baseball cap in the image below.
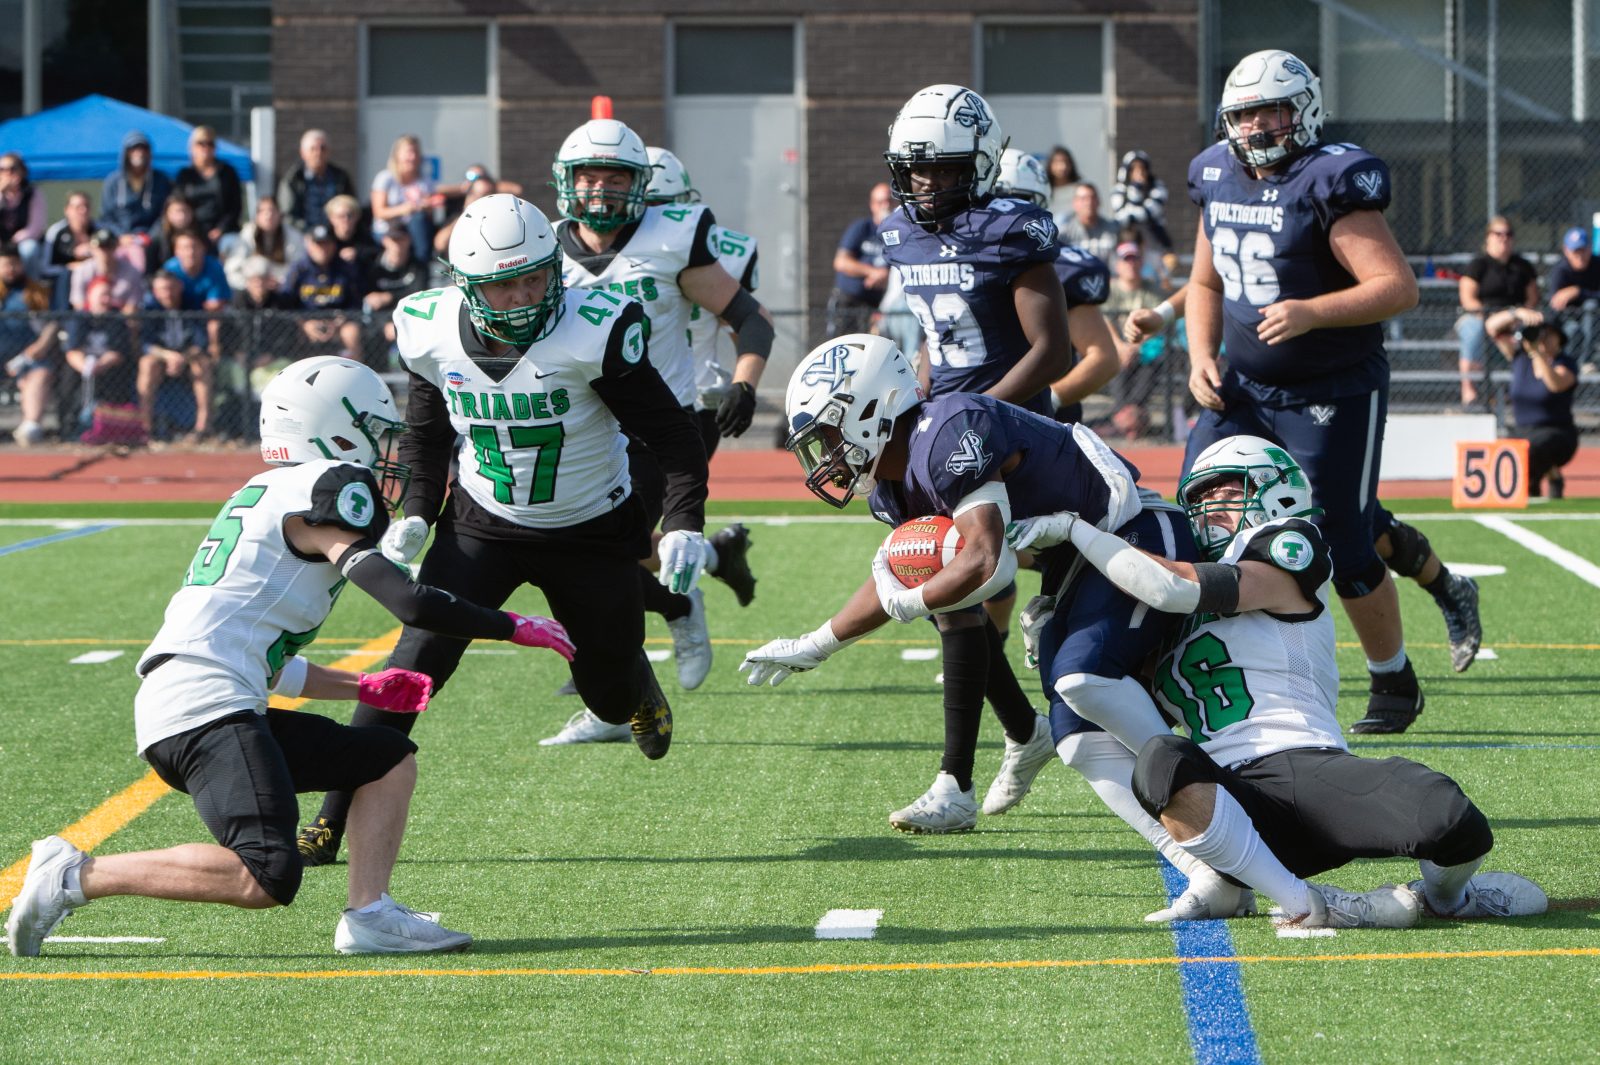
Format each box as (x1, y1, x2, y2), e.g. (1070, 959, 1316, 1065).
(308, 223, 335, 243)
(1115, 241, 1141, 261)
(1563, 227, 1590, 252)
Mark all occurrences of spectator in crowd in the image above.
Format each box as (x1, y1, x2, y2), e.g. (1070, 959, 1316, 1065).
(1103, 240, 1169, 440)
(101, 131, 172, 246)
(362, 227, 427, 367)
(1, 242, 58, 445)
(146, 194, 200, 276)
(1046, 146, 1081, 229)
(64, 276, 139, 443)
(227, 255, 297, 401)
(1110, 150, 1172, 253)
(173, 125, 243, 257)
(828, 182, 893, 335)
(42, 191, 97, 305)
(225, 195, 304, 288)
(136, 269, 214, 440)
(0, 153, 46, 276)
(163, 229, 231, 311)
(1059, 182, 1119, 265)
(233, 254, 296, 313)
(432, 175, 497, 255)
(1457, 215, 1538, 408)
(281, 224, 362, 357)
(1547, 226, 1600, 313)
(70, 228, 145, 312)
(370, 134, 441, 265)
(324, 194, 378, 280)
(277, 128, 356, 233)
(1486, 307, 1580, 499)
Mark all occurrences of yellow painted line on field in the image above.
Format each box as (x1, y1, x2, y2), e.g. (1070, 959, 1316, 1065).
(0, 630, 402, 915)
(2, 946, 1595, 983)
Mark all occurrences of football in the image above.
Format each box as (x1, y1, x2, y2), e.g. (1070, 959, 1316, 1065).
(885, 515, 965, 588)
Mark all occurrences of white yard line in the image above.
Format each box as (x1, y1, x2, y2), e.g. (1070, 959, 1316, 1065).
(69, 650, 125, 665)
(45, 935, 165, 944)
(815, 909, 883, 940)
(1475, 516, 1600, 591)
(899, 648, 938, 661)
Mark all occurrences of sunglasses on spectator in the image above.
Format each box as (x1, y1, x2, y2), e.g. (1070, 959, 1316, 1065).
(0, 164, 17, 172)
(1488, 229, 1513, 237)
(193, 140, 214, 147)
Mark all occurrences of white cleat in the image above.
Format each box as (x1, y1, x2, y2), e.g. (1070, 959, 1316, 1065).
(539, 709, 631, 746)
(1274, 883, 1420, 930)
(666, 587, 712, 690)
(6, 836, 90, 957)
(1146, 882, 1258, 923)
(334, 893, 472, 954)
(889, 772, 978, 834)
(980, 714, 1056, 815)
(1407, 872, 1548, 919)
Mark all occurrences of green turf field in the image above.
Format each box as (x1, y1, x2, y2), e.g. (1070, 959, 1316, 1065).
(1, 509, 1597, 1063)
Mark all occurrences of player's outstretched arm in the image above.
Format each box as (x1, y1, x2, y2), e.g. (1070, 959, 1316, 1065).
(269, 657, 435, 713)
(740, 579, 883, 687)
(1125, 283, 1187, 343)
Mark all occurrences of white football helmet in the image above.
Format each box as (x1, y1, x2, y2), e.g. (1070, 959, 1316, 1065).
(1178, 435, 1320, 560)
(258, 356, 409, 507)
(884, 84, 1007, 228)
(1218, 50, 1325, 168)
(784, 334, 923, 508)
(444, 193, 565, 346)
(645, 146, 700, 205)
(994, 148, 1049, 210)
(552, 119, 651, 231)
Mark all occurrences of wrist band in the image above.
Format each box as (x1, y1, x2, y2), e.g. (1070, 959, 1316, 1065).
(270, 655, 309, 697)
(1155, 301, 1177, 329)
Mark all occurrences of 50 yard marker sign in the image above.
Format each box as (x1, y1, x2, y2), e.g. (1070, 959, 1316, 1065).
(1453, 439, 1530, 509)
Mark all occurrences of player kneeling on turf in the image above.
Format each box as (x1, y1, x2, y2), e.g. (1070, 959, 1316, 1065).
(1008, 435, 1546, 928)
(6, 358, 574, 958)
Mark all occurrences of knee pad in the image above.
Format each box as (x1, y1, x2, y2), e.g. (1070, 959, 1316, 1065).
(1131, 733, 1220, 821)
(1384, 519, 1432, 579)
(1052, 672, 1170, 752)
(1419, 781, 1494, 868)
(1334, 555, 1391, 600)
(240, 840, 302, 906)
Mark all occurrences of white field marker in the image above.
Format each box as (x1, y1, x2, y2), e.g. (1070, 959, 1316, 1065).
(1443, 563, 1506, 578)
(45, 935, 165, 944)
(815, 909, 883, 940)
(69, 650, 125, 665)
(1275, 926, 1337, 939)
(1476, 648, 1498, 661)
(900, 648, 938, 661)
(646, 649, 671, 663)
(1476, 517, 1600, 591)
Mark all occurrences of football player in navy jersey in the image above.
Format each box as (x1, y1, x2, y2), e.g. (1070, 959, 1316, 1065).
(740, 335, 1250, 921)
(1184, 49, 1478, 735)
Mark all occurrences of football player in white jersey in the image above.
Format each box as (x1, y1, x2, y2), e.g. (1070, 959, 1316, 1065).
(1012, 436, 1546, 927)
(295, 195, 711, 864)
(5, 358, 575, 957)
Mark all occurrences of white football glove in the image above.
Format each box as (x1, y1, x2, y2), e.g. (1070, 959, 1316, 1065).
(1006, 512, 1079, 553)
(380, 516, 430, 565)
(657, 529, 708, 594)
(870, 543, 931, 623)
(1018, 594, 1058, 671)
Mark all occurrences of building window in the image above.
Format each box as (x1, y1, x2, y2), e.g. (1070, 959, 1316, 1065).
(981, 24, 1101, 95)
(674, 26, 794, 95)
(368, 26, 487, 97)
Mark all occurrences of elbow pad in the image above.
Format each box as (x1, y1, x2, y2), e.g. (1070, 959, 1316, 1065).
(1069, 519, 1205, 614)
(722, 288, 773, 360)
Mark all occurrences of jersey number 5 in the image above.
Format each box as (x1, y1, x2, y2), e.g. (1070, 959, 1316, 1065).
(470, 423, 566, 506)
(1211, 227, 1281, 306)
(186, 485, 267, 586)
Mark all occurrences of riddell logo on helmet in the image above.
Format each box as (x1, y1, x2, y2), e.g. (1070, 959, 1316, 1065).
(261, 444, 293, 462)
(495, 256, 529, 271)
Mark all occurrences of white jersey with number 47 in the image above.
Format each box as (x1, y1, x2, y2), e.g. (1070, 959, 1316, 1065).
(394, 284, 647, 529)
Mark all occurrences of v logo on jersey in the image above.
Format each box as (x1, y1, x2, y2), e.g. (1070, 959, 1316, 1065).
(1309, 405, 1336, 426)
(1079, 274, 1107, 301)
(945, 429, 990, 477)
(800, 344, 852, 391)
(951, 92, 993, 137)
(1022, 217, 1057, 251)
(1354, 171, 1385, 200)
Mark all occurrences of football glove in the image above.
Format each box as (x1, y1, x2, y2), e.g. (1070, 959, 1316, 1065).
(1006, 511, 1079, 553)
(741, 634, 831, 687)
(380, 516, 430, 565)
(357, 667, 433, 713)
(1018, 594, 1058, 671)
(657, 529, 708, 594)
(870, 543, 931, 623)
(506, 613, 576, 661)
(715, 381, 757, 438)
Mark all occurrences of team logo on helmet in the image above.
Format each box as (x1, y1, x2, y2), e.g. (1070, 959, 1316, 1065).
(952, 92, 993, 136)
(1022, 217, 1057, 252)
(800, 345, 852, 390)
(1280, 54, 1312, 81)
(945, 430, 990, 476)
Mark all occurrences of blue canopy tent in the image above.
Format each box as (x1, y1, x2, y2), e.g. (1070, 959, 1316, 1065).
(0, 94, 254, 182)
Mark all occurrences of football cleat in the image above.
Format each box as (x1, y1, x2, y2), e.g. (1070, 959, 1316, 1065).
(980, 714, 1056, 815)
(1407, 872, 1548, 919)
(1435, 573, 1481, 673)
(630, 673, 673, 761)
(553, 676, 580, 697)
(1145, 883, 1258, 923)
(1349, 662, 1424, 734)
(666, 587, 712, 690)
(889, 772, 978, 834)
(539, 708, 631, 746)
(6, 836, 90, 957)
(1274, 883, 1420, 930)
(709, 524, 757, 607)
(297, 818, 344, 867)
(334, 893, 472, 954)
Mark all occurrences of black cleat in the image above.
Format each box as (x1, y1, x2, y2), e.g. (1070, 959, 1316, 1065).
(631, 663, 673, 760)
(709, 523, 757, 607)
(1350, 661, 1424, 734)
(297, 818, 344, 866)
(554, 676, 579, 697)
(1434, 573, 1481, 673)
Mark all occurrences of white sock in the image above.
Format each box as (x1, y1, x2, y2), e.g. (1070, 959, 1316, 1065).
(1054, 673, 1171, 755)
(1176, 785, 1310, 915)
(1419, 856, 1483, 914)
(703, 539, 720, 574)
(1366, 647, 1407, 674)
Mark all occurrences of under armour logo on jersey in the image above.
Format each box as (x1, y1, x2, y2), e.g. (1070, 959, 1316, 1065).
(800, 345, 851, 391)
(1309, 404, 1336, 426)
(1261, 188, 1280, 202)
(951, 92, 993, 136)
(945, 430, 991, 477)
(1022, 217, 1057, 251)
(1354, 171, 1385, 200)
(938, 244, 959, 259)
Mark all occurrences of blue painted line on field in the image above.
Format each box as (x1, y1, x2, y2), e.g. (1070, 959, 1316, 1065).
(1159, 860, 1261, 1065)
(0, 523, 117, 558)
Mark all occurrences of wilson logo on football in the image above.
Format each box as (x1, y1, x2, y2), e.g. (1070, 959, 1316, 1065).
(885, 515, 965, 588)
(495, 256, 530, 271)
